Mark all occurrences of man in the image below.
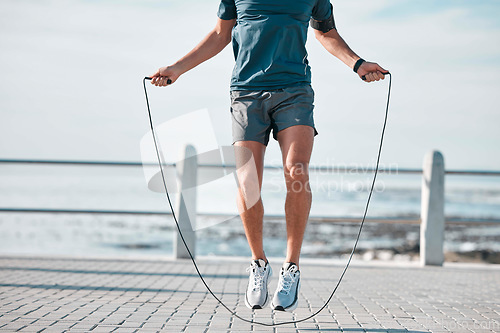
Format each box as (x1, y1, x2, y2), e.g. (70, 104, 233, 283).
(151, 0, 387, 312)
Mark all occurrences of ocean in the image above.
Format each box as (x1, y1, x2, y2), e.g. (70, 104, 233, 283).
(1, 164, 499, 260)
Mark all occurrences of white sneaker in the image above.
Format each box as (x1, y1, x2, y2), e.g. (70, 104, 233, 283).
(245, 259, 272, 309)
(271, 262, 300, 312)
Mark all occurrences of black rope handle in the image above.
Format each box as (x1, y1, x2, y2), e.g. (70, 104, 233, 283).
(361, 71, 390, 81)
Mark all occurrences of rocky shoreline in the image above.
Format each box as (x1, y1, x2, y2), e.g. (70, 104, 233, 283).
(297, 221, 500, 264)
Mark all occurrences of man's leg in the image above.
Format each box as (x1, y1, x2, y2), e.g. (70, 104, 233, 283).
(235, 140, 273, 309)
(277, 125, 315, 268)
(234, 140, 267, 262)
(270, 124, 313, 311)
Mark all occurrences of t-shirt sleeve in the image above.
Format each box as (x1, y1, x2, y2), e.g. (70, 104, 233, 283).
(217, 0, 237, 20)
(311, 0, 332, 21)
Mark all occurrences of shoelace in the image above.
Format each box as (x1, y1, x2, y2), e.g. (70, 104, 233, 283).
(246, 265, 266, 291)
(278, 269, 297, 295)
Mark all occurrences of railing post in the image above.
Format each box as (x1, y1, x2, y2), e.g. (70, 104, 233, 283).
(174, 144, 197, 259)
(420, 150, 445, 266)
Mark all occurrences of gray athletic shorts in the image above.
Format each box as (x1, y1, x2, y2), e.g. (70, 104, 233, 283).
(230, 85, 318, 146)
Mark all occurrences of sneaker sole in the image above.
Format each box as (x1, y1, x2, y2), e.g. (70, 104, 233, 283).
(245, 295, 269, 310)
(244, 267, 272, 310)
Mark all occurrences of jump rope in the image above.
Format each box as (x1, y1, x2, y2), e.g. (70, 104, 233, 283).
(142, 72, 391, 326)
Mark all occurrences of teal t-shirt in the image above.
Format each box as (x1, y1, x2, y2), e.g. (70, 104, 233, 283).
(217, 0, 332, 90)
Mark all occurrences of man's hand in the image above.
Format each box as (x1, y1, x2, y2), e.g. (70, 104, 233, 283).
(150, 65, 181, 87)
(357, 61, 388, 82)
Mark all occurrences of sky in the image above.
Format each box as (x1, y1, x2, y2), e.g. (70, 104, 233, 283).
(0, 0, 499, 171)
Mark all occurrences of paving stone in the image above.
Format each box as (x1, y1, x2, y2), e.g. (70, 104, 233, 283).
(0, 256, 499, 332)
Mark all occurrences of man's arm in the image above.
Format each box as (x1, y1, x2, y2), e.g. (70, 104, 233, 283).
(151, 18, 236, 87)
(314, 28, 387, 82)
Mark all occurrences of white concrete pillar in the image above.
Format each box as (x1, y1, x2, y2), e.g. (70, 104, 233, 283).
(174, 144, 197, 259)
(420, 150, 445, 266)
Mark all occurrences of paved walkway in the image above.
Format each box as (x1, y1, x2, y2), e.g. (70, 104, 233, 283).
(0, 256, 499, 332)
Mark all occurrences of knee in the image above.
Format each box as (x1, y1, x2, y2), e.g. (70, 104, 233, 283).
(236, 170, 261, 205)
(284, 162, 310, 186)
(236, 169, 260, 193)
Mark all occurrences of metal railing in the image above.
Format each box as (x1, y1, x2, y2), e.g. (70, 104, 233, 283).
(2, 158, 500, 175)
